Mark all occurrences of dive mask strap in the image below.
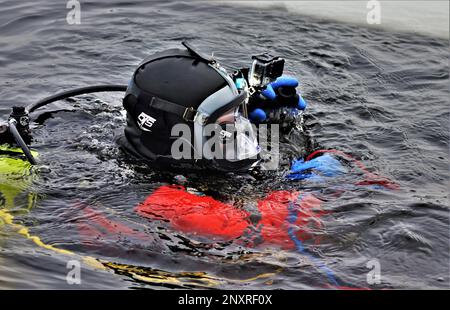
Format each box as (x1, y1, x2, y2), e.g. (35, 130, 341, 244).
(139, 91, 199, 122)
(148, 96, 197, 122)
(140, 89, 248, 125)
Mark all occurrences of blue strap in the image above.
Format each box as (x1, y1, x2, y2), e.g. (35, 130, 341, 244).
(287, 194, 339, 286)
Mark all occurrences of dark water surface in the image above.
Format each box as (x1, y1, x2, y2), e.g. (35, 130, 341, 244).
(0, 0, 448, 289)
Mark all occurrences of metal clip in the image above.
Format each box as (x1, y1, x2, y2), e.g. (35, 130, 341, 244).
(183, 107, 196, 122)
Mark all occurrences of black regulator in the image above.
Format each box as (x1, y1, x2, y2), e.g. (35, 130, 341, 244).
(0, 106, 35, 164)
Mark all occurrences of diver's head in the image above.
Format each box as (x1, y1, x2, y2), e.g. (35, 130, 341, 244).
(122, 44, 260, 172)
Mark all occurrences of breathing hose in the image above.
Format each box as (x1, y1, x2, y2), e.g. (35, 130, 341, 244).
(2, 84, 128, 164)
(8, 119, 36, 165)
(27, 84, 128, 113)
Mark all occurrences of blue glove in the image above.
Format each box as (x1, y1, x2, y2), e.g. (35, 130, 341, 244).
(286, 154, 347, 181)
(248, 76, 307, 124)
(261, 76, 299, 100)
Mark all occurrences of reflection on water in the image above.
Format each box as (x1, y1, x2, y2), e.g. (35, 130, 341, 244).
(231, 1, 449, 39)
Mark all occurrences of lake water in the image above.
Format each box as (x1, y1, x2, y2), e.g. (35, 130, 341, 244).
(0, 0, 448, 289)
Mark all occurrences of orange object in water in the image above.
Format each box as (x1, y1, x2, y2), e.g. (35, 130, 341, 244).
(136, 185, 250, 240)
(136, 185, 326, 248)
(257, 190, 325, 249)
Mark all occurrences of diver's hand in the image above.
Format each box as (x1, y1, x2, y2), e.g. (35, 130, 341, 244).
(286, 153, 346, 181)
(248, 76, 307, 125)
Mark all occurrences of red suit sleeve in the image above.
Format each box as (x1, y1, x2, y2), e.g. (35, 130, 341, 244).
(136, 185, 326, 249)
(136, 185, 249, 241)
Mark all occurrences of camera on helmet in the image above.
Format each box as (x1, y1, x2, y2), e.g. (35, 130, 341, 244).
(248, 53, 285, 88)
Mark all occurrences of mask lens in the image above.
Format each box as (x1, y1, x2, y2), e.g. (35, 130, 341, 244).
(215, 108, 260, 161)
(235, 115, 259, 160)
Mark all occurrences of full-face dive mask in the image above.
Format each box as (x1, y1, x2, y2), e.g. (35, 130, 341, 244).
(1, 42, 287, 172)
(121, 42, 260, 171)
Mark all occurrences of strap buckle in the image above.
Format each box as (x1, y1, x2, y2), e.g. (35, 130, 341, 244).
(183, 107, 196, 122)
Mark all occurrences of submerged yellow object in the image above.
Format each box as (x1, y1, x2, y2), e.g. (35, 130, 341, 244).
(0, 145, 38, 170)
(0, 145, 281, 287)
(0, 144, 38, 208)
(0, 145, 104, 270)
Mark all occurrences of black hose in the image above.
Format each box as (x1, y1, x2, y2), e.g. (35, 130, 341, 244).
(27, 84, 128, 113)
(13, 84, 128, 164)
(8, 120, 36, 165)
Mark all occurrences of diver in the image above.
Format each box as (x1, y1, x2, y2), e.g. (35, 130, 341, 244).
(1, 41, 307, 172)
(0, 40, 398, 243)
(0, 42, 398, 287)
(118, 41, 306, 172)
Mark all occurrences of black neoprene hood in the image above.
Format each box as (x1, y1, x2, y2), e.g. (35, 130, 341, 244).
(121, 46, 253, 170)
(134, 53, 227, 109)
